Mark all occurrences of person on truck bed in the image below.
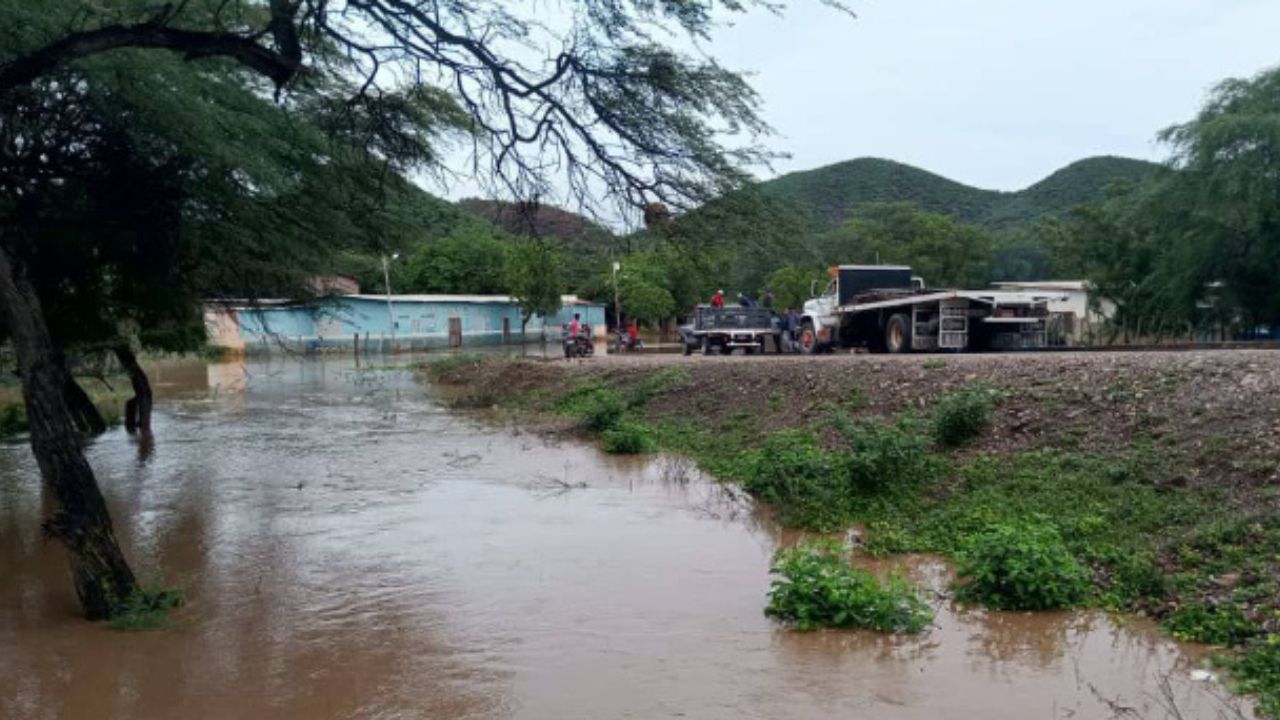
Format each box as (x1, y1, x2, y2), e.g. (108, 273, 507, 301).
(711, 289, 725, 308)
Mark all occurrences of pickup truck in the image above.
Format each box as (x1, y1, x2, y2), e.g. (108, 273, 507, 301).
(678, 305, 776, 355)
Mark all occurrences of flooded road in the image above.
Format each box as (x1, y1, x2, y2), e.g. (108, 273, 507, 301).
(1, 358, 1254, 719)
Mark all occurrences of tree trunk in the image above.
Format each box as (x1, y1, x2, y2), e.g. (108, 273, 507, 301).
(57, 351, 107, 436)
(113, 344, 152, 433)
(0, 240, 138, 620)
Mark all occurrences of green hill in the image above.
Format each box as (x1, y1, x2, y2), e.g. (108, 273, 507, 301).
(762, 155, 1159, 230)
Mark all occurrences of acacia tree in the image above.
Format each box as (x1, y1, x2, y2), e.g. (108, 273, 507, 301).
(2, 0, 809, 619)
(505, 238, 564, 335)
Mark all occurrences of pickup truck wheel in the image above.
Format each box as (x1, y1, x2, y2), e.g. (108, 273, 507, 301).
(701, 337, 714, 356)
(682, 340, 693, 356)
(884, 313, 912, 354)
(798, 321, 820, 355)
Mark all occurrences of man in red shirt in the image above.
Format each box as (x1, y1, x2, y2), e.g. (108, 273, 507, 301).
(711, 289, 725, 308)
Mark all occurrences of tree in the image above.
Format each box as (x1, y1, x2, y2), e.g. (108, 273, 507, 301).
(821, 202, 993, 288)
(1155, 64, 1280, 330)
(764, 266, 827, 310)
(401, 225, 512, 295)
(505, 239, 564, 334)
(1, 0, 817, 619)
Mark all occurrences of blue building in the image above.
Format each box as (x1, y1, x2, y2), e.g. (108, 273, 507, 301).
(205, 295, 607, 354)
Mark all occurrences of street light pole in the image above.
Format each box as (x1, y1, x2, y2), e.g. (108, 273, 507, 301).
(612, 261, 621, 334)
(382, 253, 399, 352)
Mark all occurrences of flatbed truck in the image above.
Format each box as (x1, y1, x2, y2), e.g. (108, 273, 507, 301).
(799, 265, 1063, 354)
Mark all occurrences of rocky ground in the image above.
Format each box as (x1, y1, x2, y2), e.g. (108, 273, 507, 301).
(472, 348, 1280, 487)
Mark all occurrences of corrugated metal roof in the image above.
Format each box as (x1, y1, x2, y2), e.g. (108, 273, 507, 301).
(344, 294, 600, 305)
(992, 280, 1088, 291)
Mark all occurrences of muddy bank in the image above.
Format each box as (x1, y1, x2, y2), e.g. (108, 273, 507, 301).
(427, 349, 1280, 716)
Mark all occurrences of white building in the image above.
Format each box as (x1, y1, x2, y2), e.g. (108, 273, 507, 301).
(991, 280, 1115, 346)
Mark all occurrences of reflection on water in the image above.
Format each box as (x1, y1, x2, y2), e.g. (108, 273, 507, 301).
(0, 357, 1254, 719)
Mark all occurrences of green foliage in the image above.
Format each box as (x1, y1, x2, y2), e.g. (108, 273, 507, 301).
(401, 224, 512, 294)
(555, 386, 627, 433)
(765, 540, 932, 633)
(762, 155, 1156, 231)
(1228, 637, 1280, 718)
(954, 520, 1091, 611)
(764, 265, 826, 310)
(737, 431, 851, 529)
(108, 586, 183, 631)
(736, 422, 939, 530)
(504, 239, 564, 328)
(932, 385, 1000, 447)
(1165, 604, 1257, 646)
(839, 416, 939, 496)
(601, 421, 657, 454)
(421, 353, 486, 378)
(820, 202, 993, 288)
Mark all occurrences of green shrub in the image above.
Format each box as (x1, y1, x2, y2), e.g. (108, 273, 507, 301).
(1165, 604, 1257, 646)
(554, 387, 628, 433)
(1228, 635, 1280, 718)
(932, 385, 999, 447)
(601, 421, 657, 454)
(108, 586, 183, 631)
(955, 520, 1091, 610)
(765, 540, 933, 633)
(421, 353, 485, 378)
(738, 431, 851, 529)
(842, 418, 939, 495)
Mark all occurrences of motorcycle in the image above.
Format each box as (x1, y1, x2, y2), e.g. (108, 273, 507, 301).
(613, 330, 645, 353)
(562, 324, 594, 359)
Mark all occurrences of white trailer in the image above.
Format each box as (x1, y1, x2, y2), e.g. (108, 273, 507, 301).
(798, 265, 1064, 354)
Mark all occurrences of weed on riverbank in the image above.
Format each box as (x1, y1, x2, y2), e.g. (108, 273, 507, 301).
(766, 540, 932, 633)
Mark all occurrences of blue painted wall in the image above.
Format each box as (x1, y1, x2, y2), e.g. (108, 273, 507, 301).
(222, 296, 606, 353)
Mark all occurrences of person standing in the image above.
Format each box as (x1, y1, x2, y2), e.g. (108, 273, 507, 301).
(786, 308, 800, 353)
(711, 289, 725, 308)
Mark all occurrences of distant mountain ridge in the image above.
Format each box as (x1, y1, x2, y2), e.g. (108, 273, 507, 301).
(760, 155, 1160, 230)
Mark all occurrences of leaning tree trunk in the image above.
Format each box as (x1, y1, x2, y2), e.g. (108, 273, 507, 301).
(57, 350, 107, 436)
(113, 343, 152, 433)
(0, 240, 138, 619)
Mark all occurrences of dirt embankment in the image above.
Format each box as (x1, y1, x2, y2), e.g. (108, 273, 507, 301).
(435, 350, 1280, 489)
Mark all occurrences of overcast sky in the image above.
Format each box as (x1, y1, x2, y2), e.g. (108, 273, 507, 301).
(707, 0, 1280, 190)
(438, 1, 1280, 212)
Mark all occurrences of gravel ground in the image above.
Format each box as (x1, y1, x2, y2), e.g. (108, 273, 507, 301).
(499, 348, 1280, 488)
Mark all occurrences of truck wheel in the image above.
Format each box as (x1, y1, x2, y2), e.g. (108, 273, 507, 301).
(884, 313, 912, 354)
(683, 339, 693, 356)
(798, 321, 820, 355)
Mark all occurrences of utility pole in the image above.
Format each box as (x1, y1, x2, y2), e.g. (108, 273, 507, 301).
(612, 261, 622, 333)
(382, 253, 399, 352)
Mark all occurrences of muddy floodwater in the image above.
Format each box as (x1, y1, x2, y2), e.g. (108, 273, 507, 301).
(1, 358, 1255, 719)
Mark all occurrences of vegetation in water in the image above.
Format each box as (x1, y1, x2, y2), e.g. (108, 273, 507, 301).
(108, 586, 184, 631)
(601, 421, 658, 454)
(765, 540, 933, 633)
(953, 520, 1091, 611)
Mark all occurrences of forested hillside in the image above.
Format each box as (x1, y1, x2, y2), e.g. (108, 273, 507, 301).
(761, 155, 1158, 230)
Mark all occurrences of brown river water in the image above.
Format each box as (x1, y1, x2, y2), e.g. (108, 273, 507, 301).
(0, 358, 1256, 720)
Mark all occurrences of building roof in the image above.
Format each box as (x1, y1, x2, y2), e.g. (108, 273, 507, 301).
(345, 293, 600, 305)
(991, 280, 1089, 291)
